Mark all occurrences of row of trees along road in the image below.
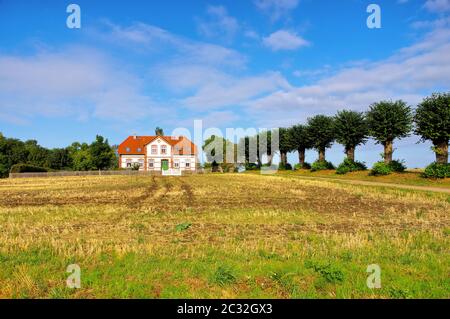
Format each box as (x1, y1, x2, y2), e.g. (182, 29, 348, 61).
(236, 92, 449, 168)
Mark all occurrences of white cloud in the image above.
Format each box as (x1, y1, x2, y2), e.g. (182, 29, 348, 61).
(254, 0, 299, 21)
(103, 22, 246, 68)
(197, 5, 239, 43)
(0, 47, 163, 123)
(424, 0, 450, 12)
(262, 30, 310, 51)
(244, 26, 450, 127)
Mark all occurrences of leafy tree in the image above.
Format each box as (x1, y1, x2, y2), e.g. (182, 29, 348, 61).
(366, 100, 413, 164)
(414, 92, 450, 164)
(203, 135, 236, 165)
(289, 124, 313, 167)
(48, 148, 72, 170)
(307, 115, 335, 162)
(70, 143, 93, 171)
(278, 127, 294, 166)
(261, 130, 275, 166)
(155, 127, 164, 136)
(24, 139, 50, 167)
(89, 135, 116, 170)
(334, 110, 368, 161)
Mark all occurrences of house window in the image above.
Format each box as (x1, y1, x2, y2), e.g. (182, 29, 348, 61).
(185, 162, 190, 168)
(161, 145, 167, 154)
(148, 159, 154, 168)
(126, 147, 131, 152)
(126, 159, 132, 168)
(174, 161, 179, 168)
(137, 148, 142, 152)
(138, 159, 144, 167)
(151, 145, 157, 154)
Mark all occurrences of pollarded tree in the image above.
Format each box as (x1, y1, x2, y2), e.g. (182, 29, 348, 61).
(278, 127, 294, 166)
(414, 92, 450, 164)
(290, 124, 313, 167)
(366, 100, 413, 164)
(307, 115, 335, 162)
(334, 110, 368, 161)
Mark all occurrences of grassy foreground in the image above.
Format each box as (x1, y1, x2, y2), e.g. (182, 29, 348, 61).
(0, 174, 449, 298)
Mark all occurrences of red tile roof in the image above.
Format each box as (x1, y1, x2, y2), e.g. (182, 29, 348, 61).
(118, 136, 197, 155)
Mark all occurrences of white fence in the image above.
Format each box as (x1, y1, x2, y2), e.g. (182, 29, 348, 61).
(9, 169, 202, 179)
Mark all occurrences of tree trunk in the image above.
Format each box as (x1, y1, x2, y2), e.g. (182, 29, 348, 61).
(280, 152, 288, 166)
(384, 140, 393, 164)
(298, 148, 306, 167)
(267, 153, 274, 166)
(318, 148, 325, 162)
(346, 146, 355, 161)
(435, 140, 449, 164)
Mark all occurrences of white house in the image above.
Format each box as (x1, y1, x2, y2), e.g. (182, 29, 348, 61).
(118, 135, 198, 171)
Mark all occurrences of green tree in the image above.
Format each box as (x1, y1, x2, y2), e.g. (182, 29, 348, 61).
(307, 115, 335, 162)
(334, 110, 368, 161)
(89, 135, 116, 170)
(366, 100, 413, 164)
(278, 127, 294, 166)
(203, 135, 236, 164)
(289, 124, 313, 167)
(414, 92, 450, 164)
(155, 127, 164, 136)
(70, 142, 93, 171)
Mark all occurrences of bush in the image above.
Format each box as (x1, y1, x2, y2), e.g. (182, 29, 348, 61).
(370, 162, 392, 176)
(245, 163, 259, 171)
(389, 160, 406, 172)
(278, 163, 292, 170)
(336, 158, 367, 175)
(310, 160, 335, 172)
(422, 162, 450, 179)
(370, 160, 407, 176)
(294, 162, 311, 170)
(10, 164, 48, 173)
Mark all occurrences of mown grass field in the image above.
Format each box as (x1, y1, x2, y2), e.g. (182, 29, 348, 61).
(0, 174, 449, 299)
(272, 169, 450, 188)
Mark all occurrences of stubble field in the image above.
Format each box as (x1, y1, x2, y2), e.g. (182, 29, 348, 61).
(0, 173, 448, 298)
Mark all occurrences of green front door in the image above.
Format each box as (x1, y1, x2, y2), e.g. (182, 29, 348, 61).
(161, 160, 169, 171)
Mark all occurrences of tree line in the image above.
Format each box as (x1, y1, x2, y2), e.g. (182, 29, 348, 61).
(0, 134, 117, 177)
(208, 92, 449, 177)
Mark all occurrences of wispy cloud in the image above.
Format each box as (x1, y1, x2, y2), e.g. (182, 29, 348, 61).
(424, 0, 450, 12)
(262, 30, 310, 51)
(0, 46, 163, 123)
(197, 5, 239, 43)
(254, 0, 299, 22)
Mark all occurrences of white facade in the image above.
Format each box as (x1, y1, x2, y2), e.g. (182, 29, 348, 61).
(119, 137, 196, 171)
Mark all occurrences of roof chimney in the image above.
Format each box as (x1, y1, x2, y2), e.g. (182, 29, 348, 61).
(133, 133, 137, 140)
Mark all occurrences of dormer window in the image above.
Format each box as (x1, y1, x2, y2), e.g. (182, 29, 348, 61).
(126, 147, 131, 152)
(137, 148, 142, 152)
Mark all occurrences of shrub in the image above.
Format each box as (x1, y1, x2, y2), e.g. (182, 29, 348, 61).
(370, 159, 407, 176)
(422, 163, 450, 179)
(336, 158, 367, 175)
(370, 161, 392, 176)
(10, 164, 48, 173)
(389, 160, 406, 172)
(278, 163, 292, 170)
(310, 160, 335, 172)
(245, 163, 259, 171)
(294, 162, 311, 170)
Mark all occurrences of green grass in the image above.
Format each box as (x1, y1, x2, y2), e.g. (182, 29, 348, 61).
(270, 169, 450, 188)
(0, 174, 448, 298)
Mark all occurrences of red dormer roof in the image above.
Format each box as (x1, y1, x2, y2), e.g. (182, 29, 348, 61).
(118, 136, 197, 155)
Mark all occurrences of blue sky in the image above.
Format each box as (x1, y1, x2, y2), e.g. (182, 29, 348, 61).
(0, 0, 449, 167)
